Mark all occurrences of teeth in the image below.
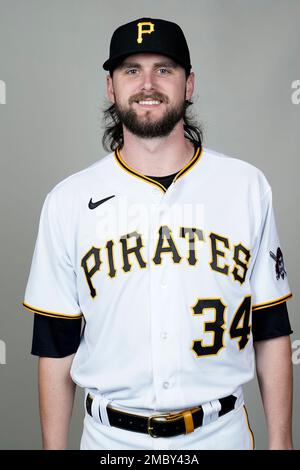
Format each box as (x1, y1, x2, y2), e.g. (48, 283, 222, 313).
(138, 100, 161, 105)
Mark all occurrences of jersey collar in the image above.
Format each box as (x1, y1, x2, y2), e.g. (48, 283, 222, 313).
(114, 145, 203, 193)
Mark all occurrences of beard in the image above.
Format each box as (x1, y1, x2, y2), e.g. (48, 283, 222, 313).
(114, 93, 186, 138)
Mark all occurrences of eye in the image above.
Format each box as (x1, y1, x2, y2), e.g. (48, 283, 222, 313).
(158, 67, 171, 75)
(125, 68, 139, 75)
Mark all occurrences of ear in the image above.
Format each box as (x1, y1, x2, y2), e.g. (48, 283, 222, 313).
(106, 74, 115, 103)
(185, 71, 195, 101)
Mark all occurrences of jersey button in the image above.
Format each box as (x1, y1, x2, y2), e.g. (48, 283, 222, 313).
(161, 331, 168, 340)
(163, 381, 171, 389)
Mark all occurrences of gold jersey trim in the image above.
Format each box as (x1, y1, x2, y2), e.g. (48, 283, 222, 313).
(252, 292, 293, 311)
(243, 405, 255, 450)
(114, 145, 202, 193)
(22, 301, 83, 320)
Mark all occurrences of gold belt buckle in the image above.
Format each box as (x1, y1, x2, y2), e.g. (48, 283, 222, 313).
(147, 407, 199, 438)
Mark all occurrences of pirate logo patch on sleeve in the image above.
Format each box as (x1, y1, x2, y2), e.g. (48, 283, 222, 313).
(269, 247, 287, 280)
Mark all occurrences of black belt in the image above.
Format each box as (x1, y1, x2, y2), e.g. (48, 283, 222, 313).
(86, 393, 237, 438)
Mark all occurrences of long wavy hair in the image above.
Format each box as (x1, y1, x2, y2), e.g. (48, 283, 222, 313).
(102, 98, 203, 152)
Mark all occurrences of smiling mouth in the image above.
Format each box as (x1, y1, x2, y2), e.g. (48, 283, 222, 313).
(135, 99, 163, 107)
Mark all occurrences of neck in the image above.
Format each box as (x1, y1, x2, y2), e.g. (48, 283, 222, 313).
(119, 121, 195, 176)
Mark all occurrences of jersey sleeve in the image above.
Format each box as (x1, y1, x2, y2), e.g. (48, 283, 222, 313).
(250, 187, 293, 312)
(22, 191, 83, 320)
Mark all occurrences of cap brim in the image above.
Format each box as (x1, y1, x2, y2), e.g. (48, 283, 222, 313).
(103, 49, 191, 72)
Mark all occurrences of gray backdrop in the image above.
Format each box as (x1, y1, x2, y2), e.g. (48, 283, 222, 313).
(0, 0, 299, 450)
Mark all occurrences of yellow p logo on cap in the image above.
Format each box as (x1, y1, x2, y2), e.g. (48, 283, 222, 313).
(137, 22, 155, 44)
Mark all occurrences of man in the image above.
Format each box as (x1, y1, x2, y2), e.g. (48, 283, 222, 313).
(23, 18, 294, 450)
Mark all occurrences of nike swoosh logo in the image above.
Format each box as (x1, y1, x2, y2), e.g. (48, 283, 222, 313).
(88, 195, 115, 209)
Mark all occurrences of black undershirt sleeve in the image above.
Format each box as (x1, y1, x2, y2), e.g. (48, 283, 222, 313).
(31, 314, 83, 358)
(252, 301, 293, 341)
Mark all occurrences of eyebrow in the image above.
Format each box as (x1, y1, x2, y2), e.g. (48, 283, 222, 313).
(119, 60, 178, 70)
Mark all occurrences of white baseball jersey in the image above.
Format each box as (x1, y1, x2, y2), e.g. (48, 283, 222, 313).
(23, 146, 292, 411)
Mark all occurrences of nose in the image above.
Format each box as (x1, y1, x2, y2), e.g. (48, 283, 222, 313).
(140, 71, 155, 92)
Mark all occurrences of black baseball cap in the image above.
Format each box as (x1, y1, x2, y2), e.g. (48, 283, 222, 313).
(103, 17, 192, 74)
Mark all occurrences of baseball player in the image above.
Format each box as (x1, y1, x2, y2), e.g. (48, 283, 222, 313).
(23, 18, 294, 450)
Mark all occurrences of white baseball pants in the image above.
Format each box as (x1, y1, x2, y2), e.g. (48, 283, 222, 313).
(80, 388, 254, 450)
